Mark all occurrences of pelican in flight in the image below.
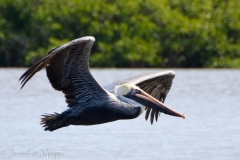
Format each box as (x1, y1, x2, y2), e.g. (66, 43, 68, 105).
(19, 36, 185, 132)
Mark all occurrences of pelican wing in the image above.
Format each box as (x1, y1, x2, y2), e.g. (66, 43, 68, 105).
(105, 70, 175, 123)
(20, 36, 108, 107)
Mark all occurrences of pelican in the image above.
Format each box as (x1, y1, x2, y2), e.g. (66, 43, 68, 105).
(19, 36, 185, 132)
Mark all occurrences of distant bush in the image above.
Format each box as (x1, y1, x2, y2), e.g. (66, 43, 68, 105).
(0, 0, 240, 67)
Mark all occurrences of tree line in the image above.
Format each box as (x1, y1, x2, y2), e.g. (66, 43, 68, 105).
(1, 0, 240, 67)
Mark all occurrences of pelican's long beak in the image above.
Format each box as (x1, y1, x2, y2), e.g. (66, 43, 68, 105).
(125, 88, 186, 119)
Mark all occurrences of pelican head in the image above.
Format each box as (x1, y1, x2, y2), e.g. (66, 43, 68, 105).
(115, 84, 186, 119)
(114, 84, 143, 107)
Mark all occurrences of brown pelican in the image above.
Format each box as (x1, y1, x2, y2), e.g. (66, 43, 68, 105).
(19, 36, 185, 132)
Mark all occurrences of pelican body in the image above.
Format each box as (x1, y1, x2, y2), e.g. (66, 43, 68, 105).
(19, 36, 185, 131)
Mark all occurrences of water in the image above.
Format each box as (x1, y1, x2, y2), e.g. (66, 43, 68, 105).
(0, 68, 240, 160)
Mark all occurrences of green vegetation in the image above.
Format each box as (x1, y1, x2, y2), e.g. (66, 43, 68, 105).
(1, 0, 240, 67)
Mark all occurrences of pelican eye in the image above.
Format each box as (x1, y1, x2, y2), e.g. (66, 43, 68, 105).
(131, 88, 141, 94)
(136, 89, 141, 94)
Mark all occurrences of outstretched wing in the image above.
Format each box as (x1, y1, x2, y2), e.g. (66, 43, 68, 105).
(105, 70, 175, 124)
(20, 36, 108, 107)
